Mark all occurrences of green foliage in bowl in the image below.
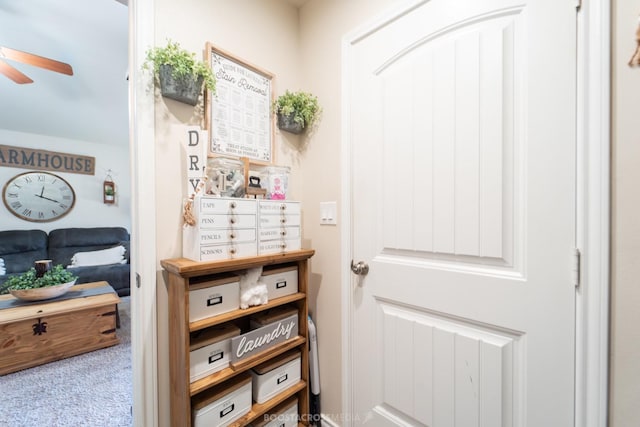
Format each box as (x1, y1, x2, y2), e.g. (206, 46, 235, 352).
(144, 39, 216, 93)
(273, 90, 321, 128)
(5, 265, 77, 291)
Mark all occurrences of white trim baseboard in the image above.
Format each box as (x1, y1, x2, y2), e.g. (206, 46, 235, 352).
(321, 414, 342, 427)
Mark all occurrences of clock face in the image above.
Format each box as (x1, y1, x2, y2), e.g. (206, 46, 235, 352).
(2, 171, 76, 222)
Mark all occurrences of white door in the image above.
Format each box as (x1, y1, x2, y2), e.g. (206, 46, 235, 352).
(347, 0, 576, 425)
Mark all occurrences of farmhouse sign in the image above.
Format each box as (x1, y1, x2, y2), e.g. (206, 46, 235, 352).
(0, 144, 95, 175)
(231, 313, 298, 363)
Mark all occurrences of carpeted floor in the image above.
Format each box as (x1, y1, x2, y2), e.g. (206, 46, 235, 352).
(0, 296, 132, 427)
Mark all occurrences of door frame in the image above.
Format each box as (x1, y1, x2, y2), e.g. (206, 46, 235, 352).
(339, 1, 611, 426)
(129, 0, 159, 425)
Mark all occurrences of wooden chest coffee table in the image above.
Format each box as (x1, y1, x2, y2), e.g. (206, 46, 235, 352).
(0, 281, 120, 375)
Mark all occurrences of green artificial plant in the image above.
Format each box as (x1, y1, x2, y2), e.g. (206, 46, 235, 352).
(3, 265, 77, 292)
(144, 39, 216, 94)
(273, 90, 321, 130)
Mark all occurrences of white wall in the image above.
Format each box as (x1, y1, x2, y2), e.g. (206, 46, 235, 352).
(0, 129, 131, 233)
(610, 0, 640, 425)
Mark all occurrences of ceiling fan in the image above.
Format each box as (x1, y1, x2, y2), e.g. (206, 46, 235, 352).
(0, 46, 73, 84)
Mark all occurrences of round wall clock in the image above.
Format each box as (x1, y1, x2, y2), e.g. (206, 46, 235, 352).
(2, 171, 76, 222)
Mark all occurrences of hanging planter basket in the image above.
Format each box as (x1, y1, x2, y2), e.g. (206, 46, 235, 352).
(277, 112, 304, 135)
(158, 64, 204, 106)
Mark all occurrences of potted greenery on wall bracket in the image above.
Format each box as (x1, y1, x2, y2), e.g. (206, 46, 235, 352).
(144, 40, 216, 106)
(273, 90, 321, 135)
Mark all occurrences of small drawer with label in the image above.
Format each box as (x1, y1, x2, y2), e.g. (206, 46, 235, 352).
(258, 201, 301, 215)
(261, 265, 298, 300)
(192, 372, 252, 427)
(258, 238, 301, 256)
(251, 349, 301, 404)
(199, 213, 256, 229)
(198, 241, 258, 262)
(258, 226, 300, 242)
(259, 214, 301, 228)
(189, 275, 240, 322)
(198, 228, 257, 245)
(190, 323, 241, 383)
(199, 197, 257, 215)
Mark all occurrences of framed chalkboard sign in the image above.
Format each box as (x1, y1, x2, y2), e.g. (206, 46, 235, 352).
(205, 42, 274, 163)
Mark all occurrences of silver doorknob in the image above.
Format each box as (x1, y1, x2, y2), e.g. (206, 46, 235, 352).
(351, 260, 369, 276)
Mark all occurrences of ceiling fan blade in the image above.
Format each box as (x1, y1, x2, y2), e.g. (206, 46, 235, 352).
(0, 46, 73, 76)
(0, 59, 33, 84)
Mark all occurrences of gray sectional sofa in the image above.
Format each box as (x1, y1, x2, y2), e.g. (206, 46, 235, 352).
(0, 227, 130, 297)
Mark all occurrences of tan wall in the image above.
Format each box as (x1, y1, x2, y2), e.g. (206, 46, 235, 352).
(152, 1, 404, 424)
(151, 1, 640, 425)
(153, 1, 300, 425)
(610, 0, 640, 425)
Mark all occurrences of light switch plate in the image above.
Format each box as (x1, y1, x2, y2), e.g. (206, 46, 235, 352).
(320, 201, 337, 225)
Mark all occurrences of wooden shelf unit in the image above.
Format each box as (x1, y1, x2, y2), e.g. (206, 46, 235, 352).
(161, 249, 315, 427)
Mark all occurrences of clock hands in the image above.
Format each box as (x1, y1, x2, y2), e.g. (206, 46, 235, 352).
(39, 196, 60, 203)
(40, 186, 44, 197)
(34, 192, 59, 204)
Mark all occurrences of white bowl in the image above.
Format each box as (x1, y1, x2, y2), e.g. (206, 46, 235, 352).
(9, 280, 77, 302)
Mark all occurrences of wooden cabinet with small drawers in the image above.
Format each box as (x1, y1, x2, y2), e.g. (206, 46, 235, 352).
(183, 197, 258, 262)
(184, 197, 303, 261)
(258, 201, 302, 255)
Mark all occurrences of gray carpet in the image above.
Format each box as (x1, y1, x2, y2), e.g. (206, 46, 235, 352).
(0, 296, 132, 427)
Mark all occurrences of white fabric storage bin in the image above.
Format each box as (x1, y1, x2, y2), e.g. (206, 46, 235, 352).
(251, 397, 298, 427)
(189, 275, 240, 322)
(249, 306, 298, 330)
(261, 266, 298, 300)
(190, 323, 241, 383)
(251, 350, 301, 404)
(193, 373, 252, 427)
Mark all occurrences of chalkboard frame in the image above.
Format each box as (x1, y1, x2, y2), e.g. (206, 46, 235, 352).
(205, 42, 275, 164)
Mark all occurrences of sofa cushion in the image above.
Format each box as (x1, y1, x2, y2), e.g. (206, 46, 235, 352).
(0, 230, 48, 273)
(48, 227, 130, 267)
(69, 245, 126, 267)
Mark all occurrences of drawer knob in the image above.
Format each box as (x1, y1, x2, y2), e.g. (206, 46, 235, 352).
(230, 202, 237, 209)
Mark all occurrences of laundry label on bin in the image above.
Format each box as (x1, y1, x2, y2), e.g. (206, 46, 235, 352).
(231, 314, 298, 362)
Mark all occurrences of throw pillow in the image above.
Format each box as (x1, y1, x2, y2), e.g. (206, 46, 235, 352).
(68, 245, 126, 268)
